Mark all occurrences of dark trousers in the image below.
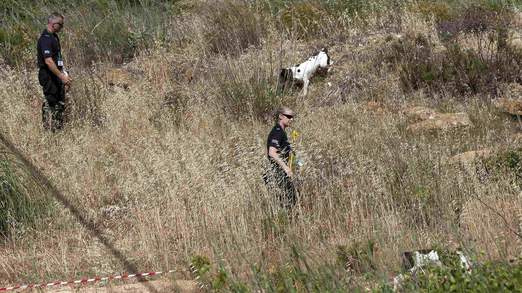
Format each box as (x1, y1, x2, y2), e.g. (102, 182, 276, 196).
(38, 68, 65, 131)
(264, 166, 298, 210)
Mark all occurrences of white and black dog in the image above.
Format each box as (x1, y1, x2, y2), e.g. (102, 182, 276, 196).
(278, 48, 332, 96)
(394, 249, 472, 290)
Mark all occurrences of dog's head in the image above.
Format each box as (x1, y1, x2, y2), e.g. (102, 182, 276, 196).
(315, 47, 332, 69)
(313, 48, 332, 76)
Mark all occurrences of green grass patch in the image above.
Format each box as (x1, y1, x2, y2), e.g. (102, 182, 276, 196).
(0, 154, 53, 239)
(0, 0, 185, 67)
(386, 259, 522, 292)
(483, 148, 522, 187)
(191, 245, 364, 292)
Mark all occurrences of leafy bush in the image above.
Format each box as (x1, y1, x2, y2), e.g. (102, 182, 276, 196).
(389, 259, 522, 292)
(382, 4, 522, 97)
(0, 23, 36, 68)
(0, 0, 43, 66)
(482, 148, 522, 187)
(67, 0, 176, 65)
(385, 31, 522, 96)
(0, 0, 181, 67)
(0, 155, 53, 239)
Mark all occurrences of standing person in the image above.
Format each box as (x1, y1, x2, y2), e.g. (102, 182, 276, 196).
(37, 12, 72, 131)
(264, 107, 298, 211)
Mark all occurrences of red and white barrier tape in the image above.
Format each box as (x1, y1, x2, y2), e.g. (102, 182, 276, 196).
(0, 269, 177, 292)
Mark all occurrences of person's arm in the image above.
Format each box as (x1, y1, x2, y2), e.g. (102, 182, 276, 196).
(44, 57, 71, 85)
(268, 146, 293, 177)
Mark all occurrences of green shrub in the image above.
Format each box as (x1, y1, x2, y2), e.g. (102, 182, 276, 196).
(389, 259, 522, 292)
(482, 148, 522, 187)
(381, 4, 522, 97)
(68, 0, 169, 65)
(0, 155, 53, 239)
(0, 22, 36, 67)
(190, 254, 249, 292)
(0, 0, 181, 67)
(385, 31, 522, 96)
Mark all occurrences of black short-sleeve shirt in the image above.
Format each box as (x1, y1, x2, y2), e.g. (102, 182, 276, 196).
(267, 125, 291, 163)
(37, 29, 62, 69)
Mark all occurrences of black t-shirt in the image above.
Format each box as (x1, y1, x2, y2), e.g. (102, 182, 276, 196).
(37, 29, 62, 69)
(267, 125, 291, 164)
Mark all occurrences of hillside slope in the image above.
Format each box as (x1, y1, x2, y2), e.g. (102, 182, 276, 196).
(1, 0, 521, 291)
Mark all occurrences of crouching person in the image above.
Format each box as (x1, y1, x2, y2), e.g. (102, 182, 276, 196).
(264, 107, 298, 212)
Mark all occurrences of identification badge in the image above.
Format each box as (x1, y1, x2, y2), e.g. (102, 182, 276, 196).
(57, 60, 64, 67)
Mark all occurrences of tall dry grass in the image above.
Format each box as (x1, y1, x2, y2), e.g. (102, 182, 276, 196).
(0, 0, 521, 290)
